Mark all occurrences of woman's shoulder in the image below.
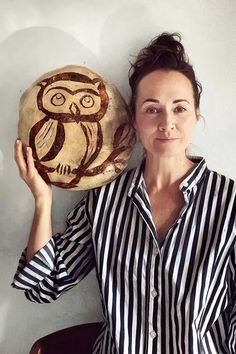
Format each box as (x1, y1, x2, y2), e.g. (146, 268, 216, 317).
(93, 164, 139, 195)
(83, 166, 139, 218)
(207, 168, 235, 186)
(206, 168, 236, 200)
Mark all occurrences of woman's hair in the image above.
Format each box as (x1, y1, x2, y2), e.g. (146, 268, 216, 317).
(128, 32, 202, 115)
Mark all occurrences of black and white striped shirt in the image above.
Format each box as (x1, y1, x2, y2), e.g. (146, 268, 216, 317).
(12, 157, 236, 353)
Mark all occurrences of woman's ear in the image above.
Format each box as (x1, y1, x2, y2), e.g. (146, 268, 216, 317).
(196, 108, 200, 120)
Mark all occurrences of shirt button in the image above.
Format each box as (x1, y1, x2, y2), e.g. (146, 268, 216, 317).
(150, 331, 156, 338)
(151, 289, 158, 297)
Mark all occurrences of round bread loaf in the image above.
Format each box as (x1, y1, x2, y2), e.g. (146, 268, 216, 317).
(18, 65, 135, 190)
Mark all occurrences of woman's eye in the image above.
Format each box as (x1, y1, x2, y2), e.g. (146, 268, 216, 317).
(174, 106, 186, 113)
(145, 107, 160, 114)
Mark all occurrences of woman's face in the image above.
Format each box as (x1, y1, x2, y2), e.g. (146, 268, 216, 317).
(134, 70, 199, 159)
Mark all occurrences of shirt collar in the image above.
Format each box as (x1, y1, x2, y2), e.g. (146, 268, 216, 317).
(128, 156, 208, 198)
(128, 160, 145, 198)
(179, 157, 208, 193)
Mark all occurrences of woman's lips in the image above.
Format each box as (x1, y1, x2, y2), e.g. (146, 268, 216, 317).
(155, 138, 179, 143)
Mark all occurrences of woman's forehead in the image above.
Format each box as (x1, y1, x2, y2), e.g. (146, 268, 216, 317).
(136, 70, 195, 101)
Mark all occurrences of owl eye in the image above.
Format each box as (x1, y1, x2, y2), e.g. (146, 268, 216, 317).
(51, 93, 66, 106)
(80, 95, 94, 108)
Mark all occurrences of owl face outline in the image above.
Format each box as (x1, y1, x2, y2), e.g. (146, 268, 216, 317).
(42, 81, 102, 118)
(37, 72, 109, 123)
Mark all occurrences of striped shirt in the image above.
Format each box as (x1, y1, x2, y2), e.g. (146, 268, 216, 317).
(12, 157, 236, 354)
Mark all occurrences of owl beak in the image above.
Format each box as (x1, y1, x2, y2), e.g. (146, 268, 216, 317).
(70, 103, 80, 116)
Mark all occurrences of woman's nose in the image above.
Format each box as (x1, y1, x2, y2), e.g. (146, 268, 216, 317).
(158, 112, 175, 131)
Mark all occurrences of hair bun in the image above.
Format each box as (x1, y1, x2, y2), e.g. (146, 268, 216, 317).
(147, 32, 188, 67)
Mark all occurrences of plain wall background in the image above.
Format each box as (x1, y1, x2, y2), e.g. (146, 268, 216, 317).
(0, 0, 235, 353)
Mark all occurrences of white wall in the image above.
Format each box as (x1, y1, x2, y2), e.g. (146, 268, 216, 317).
(0, 0, 235, 353)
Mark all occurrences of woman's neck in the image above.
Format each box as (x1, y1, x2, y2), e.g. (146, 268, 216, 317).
(143, 154, 196, 193)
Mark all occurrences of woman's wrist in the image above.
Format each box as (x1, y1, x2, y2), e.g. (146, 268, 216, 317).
(34, 194, 52, 209)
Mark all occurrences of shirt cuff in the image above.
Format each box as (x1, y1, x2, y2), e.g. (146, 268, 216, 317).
(11, 237, 56, 290)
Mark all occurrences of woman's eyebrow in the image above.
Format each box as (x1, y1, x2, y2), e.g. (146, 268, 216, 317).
(173, 99, 190, 104)
(142, 98, 191, 104)
(142, 98, 160, 104)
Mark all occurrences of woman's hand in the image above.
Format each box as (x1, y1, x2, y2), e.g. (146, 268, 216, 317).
(14, 139, 52, 202)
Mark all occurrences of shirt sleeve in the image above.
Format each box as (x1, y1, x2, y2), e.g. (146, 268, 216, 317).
(11, 191, 95, 303)
(228, 242, 236, 351)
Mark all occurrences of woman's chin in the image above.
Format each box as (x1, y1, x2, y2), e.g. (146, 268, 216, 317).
(150, 147, 184, 158)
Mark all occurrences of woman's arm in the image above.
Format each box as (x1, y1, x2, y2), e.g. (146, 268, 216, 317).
(12, 195, 95, 303)
(14, 139, 52, 262)
(13, 139, 95, 303)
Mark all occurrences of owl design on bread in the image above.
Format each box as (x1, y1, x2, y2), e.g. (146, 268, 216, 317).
(19, 66, 135, 190)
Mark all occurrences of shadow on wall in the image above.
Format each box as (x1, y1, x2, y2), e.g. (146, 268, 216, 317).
(98, 2, 161, 98)
(0, 27, 102, 354)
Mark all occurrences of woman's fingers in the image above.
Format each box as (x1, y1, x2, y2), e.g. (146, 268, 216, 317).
(14, 140, 51, 199)
(15, 140, 37, 181)
(26, 146, 36, 177)
(14, 139, 27, 177)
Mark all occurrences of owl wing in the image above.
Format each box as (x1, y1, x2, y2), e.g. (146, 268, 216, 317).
(29, 117, 65, 162)
(80, 122, 103, 167)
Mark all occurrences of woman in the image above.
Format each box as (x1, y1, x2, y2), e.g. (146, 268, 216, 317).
(13, 33, 236, 353)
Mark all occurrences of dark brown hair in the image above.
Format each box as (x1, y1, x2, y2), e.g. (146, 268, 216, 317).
(128, 32, 202, 116)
